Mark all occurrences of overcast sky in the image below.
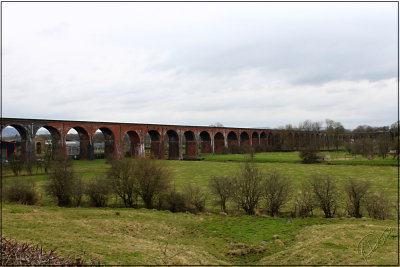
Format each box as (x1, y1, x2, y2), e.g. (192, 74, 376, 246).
(2, 2, 398, 129)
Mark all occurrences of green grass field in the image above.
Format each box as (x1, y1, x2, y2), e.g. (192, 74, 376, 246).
(2, 151, 398, 265)
(197, 151, 398, 166)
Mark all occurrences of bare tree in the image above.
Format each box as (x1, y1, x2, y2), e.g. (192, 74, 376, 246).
(184, 183, 207, 213)
(133, 158, 172, 209)
(292, 180, 316, 218)
(263, 170, 291, 217)
(344, 178, 369, 218)
(108, 159, 137, 208)
(208, 175, 233, 213)
(232, 161, 264, 215)
(311, 175, 338, 218)
(45, 158, 83, 207)
(365, 192, 392, 220)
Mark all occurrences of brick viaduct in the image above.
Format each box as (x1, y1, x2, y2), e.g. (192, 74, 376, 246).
(1, 118, 345, 161)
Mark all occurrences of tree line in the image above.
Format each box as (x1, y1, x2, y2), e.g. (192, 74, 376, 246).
(273, 119, 398, 157)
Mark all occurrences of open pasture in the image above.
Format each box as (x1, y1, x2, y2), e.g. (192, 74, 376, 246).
(2, 151, 398, 265)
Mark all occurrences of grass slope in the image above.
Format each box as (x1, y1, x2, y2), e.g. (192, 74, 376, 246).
(2, 203, 397, 265)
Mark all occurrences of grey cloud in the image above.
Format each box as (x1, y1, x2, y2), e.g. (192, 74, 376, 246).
(2, 3, 397, 129)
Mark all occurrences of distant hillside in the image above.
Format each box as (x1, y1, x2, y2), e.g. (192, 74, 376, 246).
(1, 127, 19, 137)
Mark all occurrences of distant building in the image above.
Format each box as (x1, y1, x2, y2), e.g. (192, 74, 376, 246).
(66, 141, 80, 158)
(35, 136, 48, 157)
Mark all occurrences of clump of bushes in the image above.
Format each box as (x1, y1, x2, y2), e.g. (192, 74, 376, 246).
(4, 179, 40, 205)
(107, 158, 172, 209)
(157, 184, 206, 213)
(158, 188, 187, 212)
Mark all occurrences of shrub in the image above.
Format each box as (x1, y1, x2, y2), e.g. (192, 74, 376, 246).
(365, 193, 392, 220)
(208, 175, 233, 213)
(132, 158, 172, 209)
(108, 159, 137, 208)
(4, 179, 40, 205)
(343, 178, 369, 218)
(299, 148, 319, 164)
(184, 183, 207, 213)
(264, 170, 291, 217)
(311, 175, 338, 218)
(158, 188, 187, 212)
(45, 158, 83, 207)
(85, 176, 111, 207)
(292, 180, 315, 218)
(232, 161, 264, 215)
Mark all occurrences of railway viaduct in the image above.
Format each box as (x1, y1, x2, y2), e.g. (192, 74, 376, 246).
(1, 117, 341, 161)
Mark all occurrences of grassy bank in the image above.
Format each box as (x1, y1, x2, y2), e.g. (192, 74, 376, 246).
(2, 203, 397, 265)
